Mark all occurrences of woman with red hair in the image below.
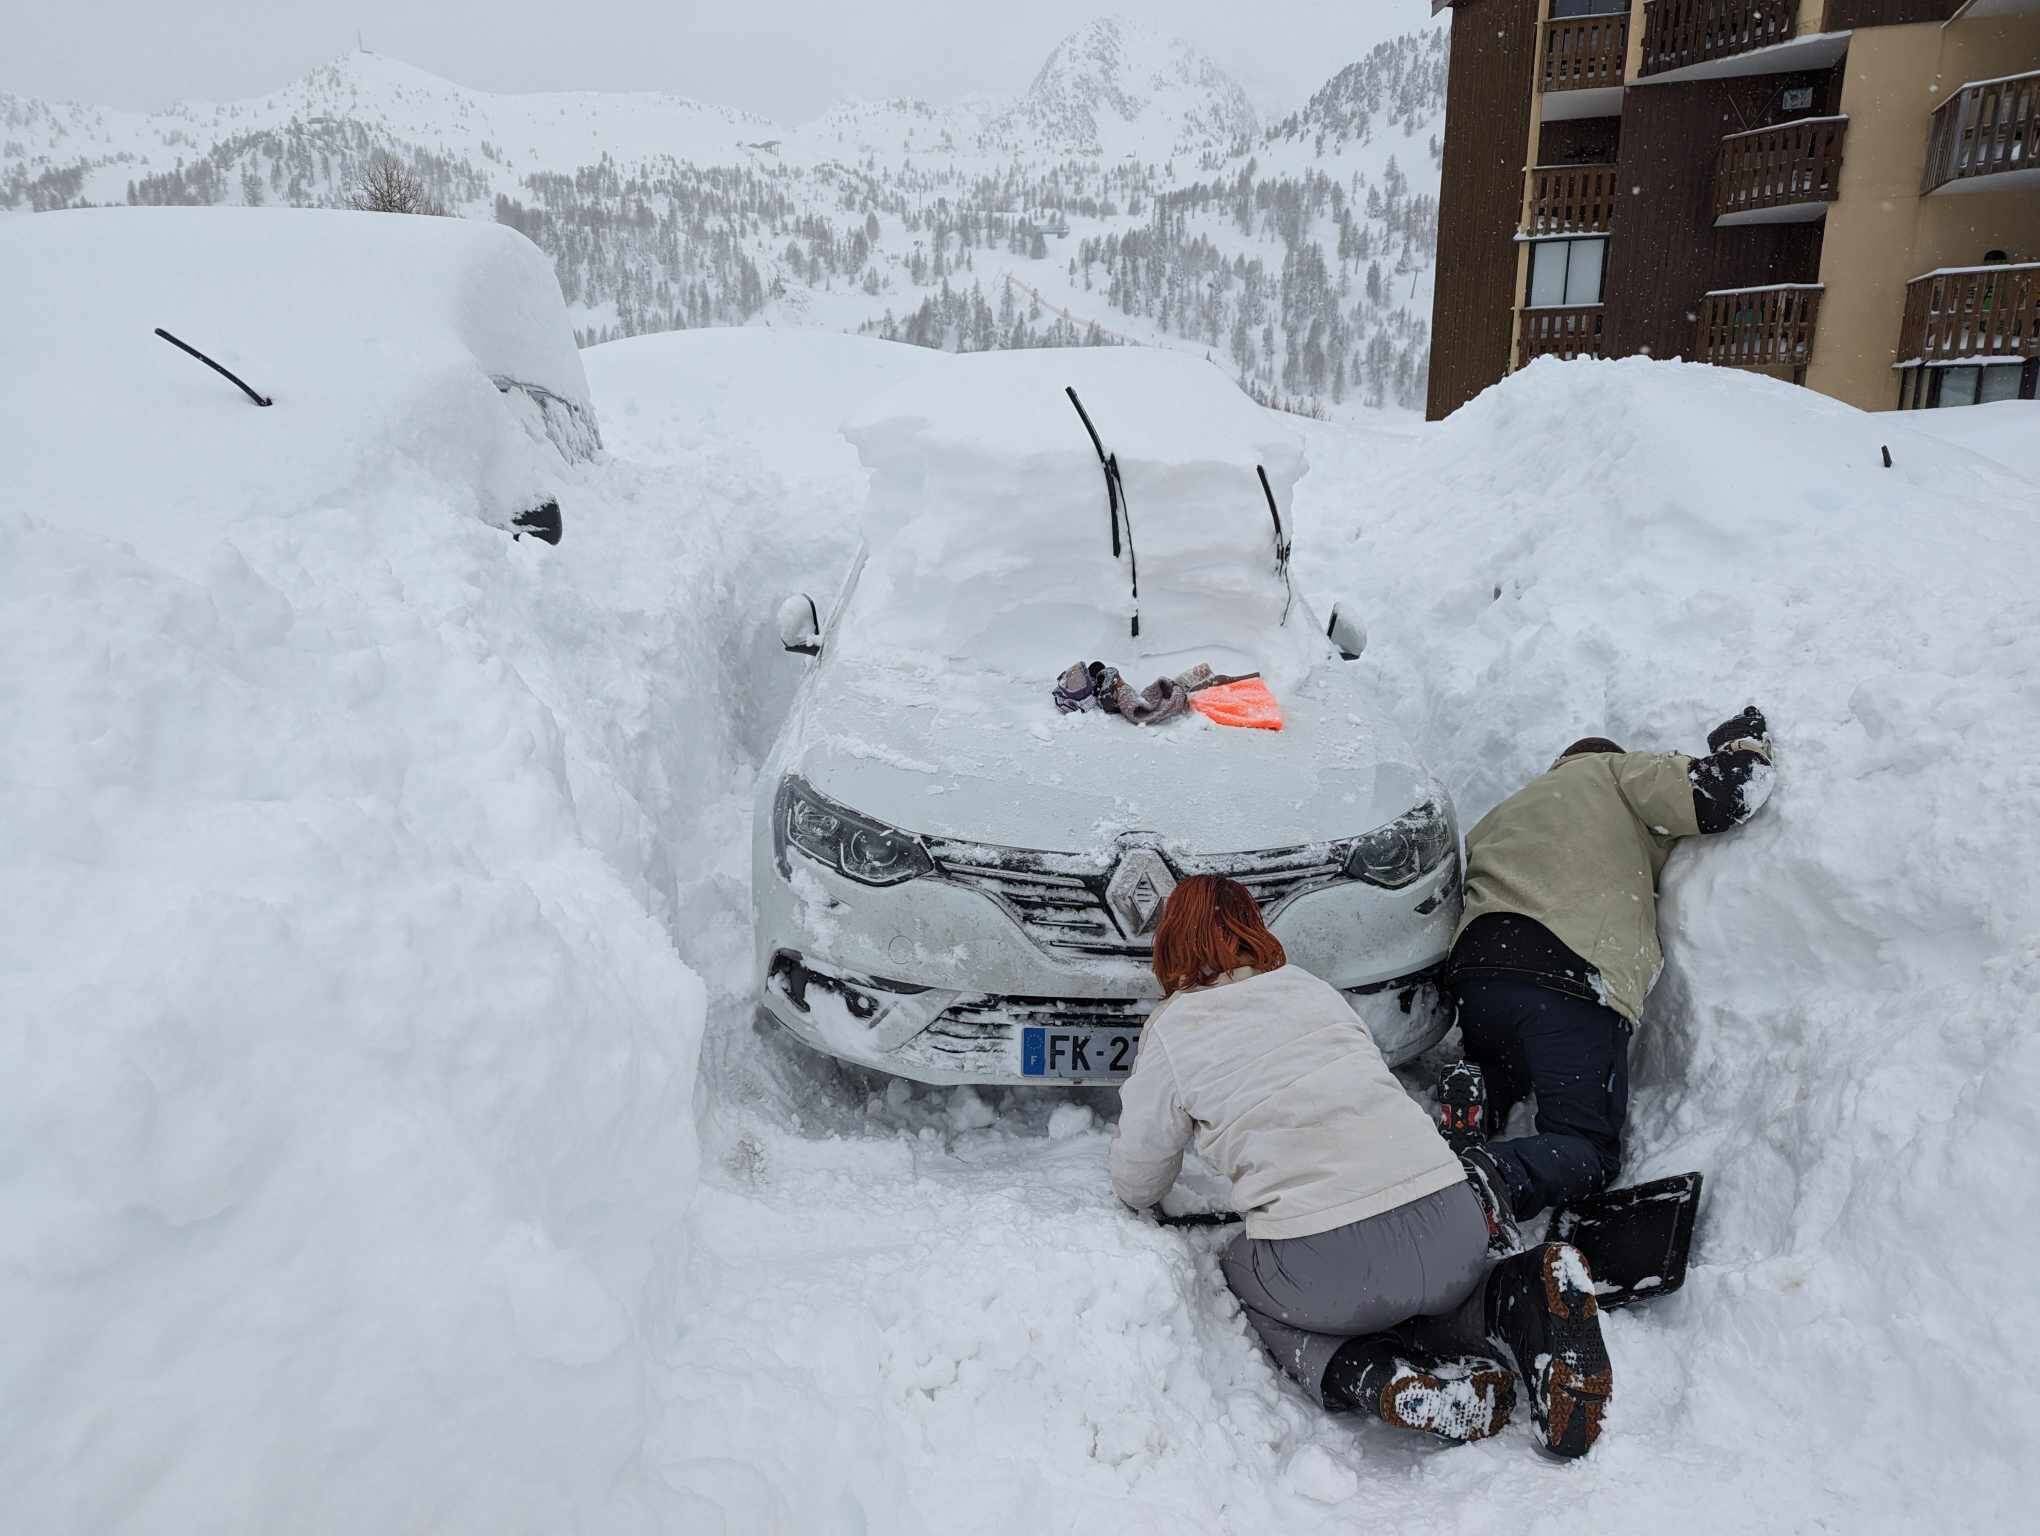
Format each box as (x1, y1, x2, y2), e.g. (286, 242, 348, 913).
(1109, 874, 1613, 1456)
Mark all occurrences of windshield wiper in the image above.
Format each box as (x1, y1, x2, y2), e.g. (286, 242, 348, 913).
(1064, 387, 1141, 640)
(1258, 464, 1295, 626)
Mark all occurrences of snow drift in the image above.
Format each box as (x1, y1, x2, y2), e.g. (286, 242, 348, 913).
(5, 303, 2034, 1533)
(0, 211, 705, 1533)
(1296, 359, 2039, 1525)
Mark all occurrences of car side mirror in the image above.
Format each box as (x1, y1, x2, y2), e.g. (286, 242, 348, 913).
(778, 594, 822, 657)
(1326, 604, 1366, 661)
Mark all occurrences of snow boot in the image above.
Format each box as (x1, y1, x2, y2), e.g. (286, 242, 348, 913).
(1459, 1144, 1521, 1258)
(1435, 1059, 1489, 1154)
(1486, 1242, 1613, 1459)
(1322, 1335, 1515, 1444)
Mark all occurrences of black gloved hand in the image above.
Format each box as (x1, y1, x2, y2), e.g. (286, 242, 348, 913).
(1707, 705, 1769, 753)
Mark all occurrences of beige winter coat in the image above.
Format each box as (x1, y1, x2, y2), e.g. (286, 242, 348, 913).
(1455, 749, 1760, 1025)
(1109, 965, 1465, 1240)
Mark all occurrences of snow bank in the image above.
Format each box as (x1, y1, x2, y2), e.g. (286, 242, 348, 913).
(1295, 357, 2038, 1523)
(14, 306, 2033, 1532)
(0, 217, 708, 1532)
(0, 207, 591, 575)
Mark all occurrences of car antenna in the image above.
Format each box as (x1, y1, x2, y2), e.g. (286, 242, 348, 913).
(153, 328, 273, 407)
(1065, 386, 1140, 639)
(1257, 464, 1295, 625)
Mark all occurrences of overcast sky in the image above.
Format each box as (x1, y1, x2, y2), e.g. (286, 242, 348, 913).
(10, 2, 1436, 121)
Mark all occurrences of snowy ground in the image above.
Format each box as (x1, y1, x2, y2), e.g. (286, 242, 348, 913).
(7, 321, 2035, 1532)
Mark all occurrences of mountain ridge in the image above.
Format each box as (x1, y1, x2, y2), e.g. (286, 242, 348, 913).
(2, 21, 1448, 415)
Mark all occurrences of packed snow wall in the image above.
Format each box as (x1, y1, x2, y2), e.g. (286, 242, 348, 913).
(1297, 359, 2039, 1522)
(0, 212, 714, 1532)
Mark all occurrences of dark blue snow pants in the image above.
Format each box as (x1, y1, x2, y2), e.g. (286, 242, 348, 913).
(1453, 975, 1631, 1219)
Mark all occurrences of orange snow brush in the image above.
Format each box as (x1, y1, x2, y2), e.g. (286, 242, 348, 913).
(1189, 675, 1283, 731)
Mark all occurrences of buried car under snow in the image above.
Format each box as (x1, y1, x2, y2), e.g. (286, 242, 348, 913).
(755, 348, 1461, 1086)
(0, 206, 597, 559)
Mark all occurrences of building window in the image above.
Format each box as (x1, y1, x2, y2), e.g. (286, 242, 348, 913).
(1528, 237, 1607, 309)
(1550, 0, 1628, 15)
(1922, 362, 2032, 408)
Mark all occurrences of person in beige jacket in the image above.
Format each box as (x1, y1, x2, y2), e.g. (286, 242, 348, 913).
(1110, 874, 1615, 1457)
(1439, 707, 1776, 1221)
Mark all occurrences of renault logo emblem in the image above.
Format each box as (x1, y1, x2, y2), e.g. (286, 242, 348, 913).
(1106, 846, 1177, 940)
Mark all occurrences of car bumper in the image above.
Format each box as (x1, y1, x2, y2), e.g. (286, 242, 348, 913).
(753, 844, 1461, 1086)
(757, 952, 1452, 1086)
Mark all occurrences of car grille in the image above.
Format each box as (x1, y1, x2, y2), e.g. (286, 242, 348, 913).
(927, 839, 1348, 959)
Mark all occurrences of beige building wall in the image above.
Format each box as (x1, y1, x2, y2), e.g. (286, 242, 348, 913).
(1807, 16, 2040, 408)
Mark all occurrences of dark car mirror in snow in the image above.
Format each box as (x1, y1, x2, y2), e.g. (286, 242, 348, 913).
(778, 594, 822, 656)
(1327, 604, 1367, 661)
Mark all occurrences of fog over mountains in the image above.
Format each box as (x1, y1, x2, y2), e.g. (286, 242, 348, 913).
(2, 16, 1447, 413)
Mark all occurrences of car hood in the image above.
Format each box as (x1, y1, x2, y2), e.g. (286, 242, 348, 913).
(778, 655, 1440, 856)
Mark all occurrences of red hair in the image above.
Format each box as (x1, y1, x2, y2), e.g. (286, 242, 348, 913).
(1151, 874, 1287, 997)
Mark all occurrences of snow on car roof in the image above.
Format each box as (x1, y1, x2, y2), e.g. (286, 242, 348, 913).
(0, 207, 591, 574)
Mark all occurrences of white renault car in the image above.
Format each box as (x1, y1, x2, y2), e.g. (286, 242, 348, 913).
(754, 348, 1460, 1086)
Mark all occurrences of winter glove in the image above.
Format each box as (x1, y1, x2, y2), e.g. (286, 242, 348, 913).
(1691, 706, 1776, 833)
(1707, 705, 1769, 754)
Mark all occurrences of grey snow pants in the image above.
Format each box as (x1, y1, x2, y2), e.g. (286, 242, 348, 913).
(1219, 1181, 1491, 1404)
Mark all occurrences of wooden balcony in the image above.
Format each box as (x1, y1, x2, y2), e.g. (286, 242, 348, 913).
(1923, 72, 2040, 194)
(1519, 306, 1607, 366)
(1715, 116, 1847, 224)
(1897, 264, 2040, 366)
(1694, 284, 1822, 373)
(1525, 164, 1620, 237)
(1541, 14, 1630, 119)
(1640, 1, 1799, 80)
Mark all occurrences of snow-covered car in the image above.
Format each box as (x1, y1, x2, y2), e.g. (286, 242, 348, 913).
(0, 207, 597, 564)
(754, 349, 1460, 1086)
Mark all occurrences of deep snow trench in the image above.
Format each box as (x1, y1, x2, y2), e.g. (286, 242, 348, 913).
(7, 328, 2034, 1533)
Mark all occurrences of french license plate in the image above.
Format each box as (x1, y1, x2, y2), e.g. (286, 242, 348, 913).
(1021, 1026, 1140, 1079)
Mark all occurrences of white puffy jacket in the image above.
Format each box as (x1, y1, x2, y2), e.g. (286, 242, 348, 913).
(1109, 965, 1464, 1240)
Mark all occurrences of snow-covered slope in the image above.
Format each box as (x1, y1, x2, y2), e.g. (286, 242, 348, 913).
(6, 303, 2034, 1530)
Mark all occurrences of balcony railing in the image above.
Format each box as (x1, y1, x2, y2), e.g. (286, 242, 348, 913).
(1897, 264, 2040, 365)
(1715, 116, 1847, 223)
(1694, 284, 1823, 371)
(1541, 14, 1630, 96)
(1519, 306, 1607, 366)
(1640, 1, 1797, 80)
(1923, 72, 2040, 193)
(1526, 164, 1621, 236)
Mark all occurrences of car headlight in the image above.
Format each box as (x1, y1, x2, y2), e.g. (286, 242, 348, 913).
(774, 776, 933, 887)
(1343, 802, 1455, 889)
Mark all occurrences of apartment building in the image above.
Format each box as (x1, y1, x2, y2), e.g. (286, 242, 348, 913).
(1425, 1, 2040, 419)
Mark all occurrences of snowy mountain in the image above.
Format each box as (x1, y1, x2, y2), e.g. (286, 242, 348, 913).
(1264, 28, 1448, 159)
(990, 16, 1258, 162)
(1, 19, 1447, 414)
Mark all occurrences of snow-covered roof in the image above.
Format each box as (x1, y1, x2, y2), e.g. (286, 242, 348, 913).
(0, 207, 591, 573)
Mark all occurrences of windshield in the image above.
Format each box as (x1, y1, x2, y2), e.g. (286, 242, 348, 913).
(836, 346, 1317, 684)
(834, 461, 1318, 685)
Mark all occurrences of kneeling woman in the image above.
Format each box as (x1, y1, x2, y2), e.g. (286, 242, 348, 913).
(1109, 875, 1612, 1455)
